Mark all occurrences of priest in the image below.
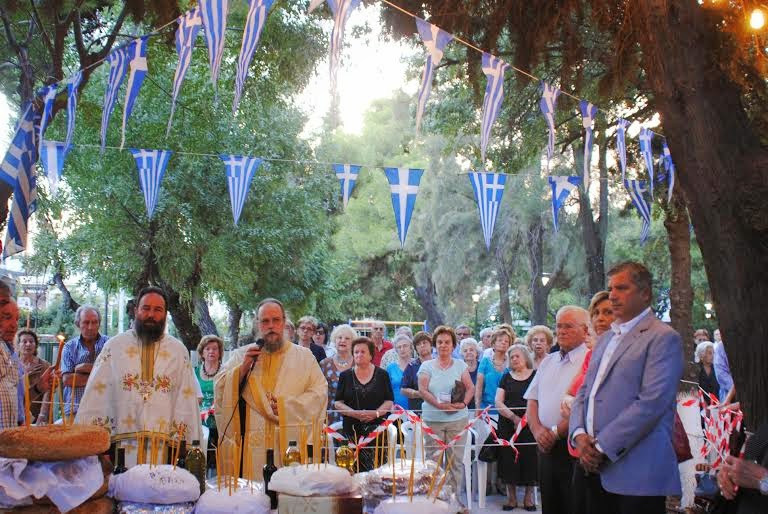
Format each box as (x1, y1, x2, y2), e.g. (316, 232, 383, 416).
(215, 298, 327, 479)
(75, 286, 201, 466)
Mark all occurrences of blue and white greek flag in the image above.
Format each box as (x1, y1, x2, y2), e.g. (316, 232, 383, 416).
(200, 0, 229, 98)
(221, 154, 262, 225)
(384, 167, 423, 248)
(37, 84, 57, 153)
(638, 128, 655, 198)
(40, 141, 67, 197)
(659, 139, 676, 203)
(414, 18, 452, 135)
(333, 163, 361, 209)
(100, 44, 131, 152)
(469, 171, 507, 250)
(167, 7, 202, 136)
(625, 179, 652, 244)
(129, 149, 173, 219)
(1, 104, 39, 259)
(232, 0, 274, 116)
(616, 118, 629, 181)
(540, 81, 560, 169)
(579, 100, 597, 192)
(328, 0, 361, 95)
(121, 36, 150, 149)
(548, 176, 581, 233)
(65, 71, 82, 152)
(480, 53, 509, 167)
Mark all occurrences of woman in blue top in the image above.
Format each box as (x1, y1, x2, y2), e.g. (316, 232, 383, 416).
(475, 328, 512, 414)
(418, 326, 475, 499)
(386, 334, 413, 409)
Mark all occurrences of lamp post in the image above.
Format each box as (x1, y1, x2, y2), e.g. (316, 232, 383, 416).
(472, 293, 480, 334)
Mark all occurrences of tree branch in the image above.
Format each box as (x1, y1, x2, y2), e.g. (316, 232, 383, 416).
(27, 1, 54, 59)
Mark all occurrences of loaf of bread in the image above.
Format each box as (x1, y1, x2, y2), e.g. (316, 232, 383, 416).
(0, 425, 110, 461)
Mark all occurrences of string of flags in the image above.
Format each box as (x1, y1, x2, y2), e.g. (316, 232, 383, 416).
(0, 0, 681, 259)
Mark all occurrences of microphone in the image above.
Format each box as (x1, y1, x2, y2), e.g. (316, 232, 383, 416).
(239, 338, 264, 395)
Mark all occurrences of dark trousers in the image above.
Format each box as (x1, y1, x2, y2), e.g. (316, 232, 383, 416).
(570, 461, 589, 514)
(583, 470, 666, 514)
(538, 439, 574, 514)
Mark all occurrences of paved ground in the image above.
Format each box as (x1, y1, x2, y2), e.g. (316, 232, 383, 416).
(468, 488, 542, 513)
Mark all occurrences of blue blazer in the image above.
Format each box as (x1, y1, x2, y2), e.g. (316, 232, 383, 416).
(568, 312, 684, 496)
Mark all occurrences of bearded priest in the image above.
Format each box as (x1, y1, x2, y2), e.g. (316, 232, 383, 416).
(75, 286, 201, 466)
(215, 298, 327, 480)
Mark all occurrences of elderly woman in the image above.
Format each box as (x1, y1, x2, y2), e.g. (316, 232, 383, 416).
(314, 322, 336, 359)
(475, 329, 511, 414)
(321, 324, 355, 423)
(696, 341, 719, 404)
(15, 329, 50, 422)
(335, 337, 394, 472)
(195, 335, 223, 464)
(386, 334, 413, 408)
(400, 331, 433, 412)
(460, 337, 481, 410)
(418, 326, 474, 497)
(525, 325, 553, 369)
(496, 344, 537, 511)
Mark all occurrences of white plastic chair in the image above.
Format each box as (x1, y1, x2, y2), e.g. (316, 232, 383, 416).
(473, 414, 496, 509)
(399, 420, 425, 462)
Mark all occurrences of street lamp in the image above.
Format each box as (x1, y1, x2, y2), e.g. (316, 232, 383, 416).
(704, 302, 713, 311)
(540, 273, 551, 286)
(472, 293, 480, 333)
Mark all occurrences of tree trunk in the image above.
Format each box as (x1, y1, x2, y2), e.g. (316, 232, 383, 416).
(573, 135, 606, 296)
(635, 1, 768, 426)
(165, 287, 202, 350)
(527, 218, 548, 325)
(52, 272, 80, 313)
(495, 241, 518, 325)
(194, 296, 218, 336)
(227, 304, 243, 347)
(413, 273, 445, 330)
(663, 186, 695, 383)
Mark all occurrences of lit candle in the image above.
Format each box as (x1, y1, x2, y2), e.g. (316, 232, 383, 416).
(277, 397, 287, 464)
(69, 373, 76, 425)
(50, 336, 65, 421)
(56, 378, 65, 427)
(391, 442, 396, 500)
(23, 374, 31, 427)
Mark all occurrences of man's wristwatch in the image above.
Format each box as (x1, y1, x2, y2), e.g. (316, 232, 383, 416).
(551, 425, 559, 438)
(759, 473, 768, 496)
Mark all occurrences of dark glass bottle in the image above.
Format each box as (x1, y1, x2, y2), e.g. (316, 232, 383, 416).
(185, 440, 206, 496)
(176, 440, 187, 469)
(263, 448, 278, 509)
(113, 448, 127, 475)
(306, 444, 314, 465)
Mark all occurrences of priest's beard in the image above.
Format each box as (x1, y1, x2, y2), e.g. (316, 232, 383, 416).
(135, 317, 166, 346)
(262, 331, 284, 353)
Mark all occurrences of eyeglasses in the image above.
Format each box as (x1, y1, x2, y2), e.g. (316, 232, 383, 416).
(372, 327, 384, 331)
(555, 323, 584, 331)
(298, 325, 314, 332)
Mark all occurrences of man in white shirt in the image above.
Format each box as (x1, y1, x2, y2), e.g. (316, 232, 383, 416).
(569, 262, 683, 514)
(524, 305, 589, 514)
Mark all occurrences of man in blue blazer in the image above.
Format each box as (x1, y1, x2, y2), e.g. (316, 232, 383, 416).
(569, 261, 684, 514)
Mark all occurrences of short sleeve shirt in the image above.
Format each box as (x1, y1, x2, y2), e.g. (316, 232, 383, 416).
(417, 359, 468, 423)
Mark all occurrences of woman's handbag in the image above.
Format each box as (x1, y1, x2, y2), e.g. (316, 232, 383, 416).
(477, 433, 498, 462)
(450, 380, 466, 404)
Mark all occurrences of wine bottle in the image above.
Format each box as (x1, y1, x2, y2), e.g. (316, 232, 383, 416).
(176, 439, 187, 469)
(185, 440, 206, 495)
(263, 448, 278, 509)
(113, 447, 127, 475)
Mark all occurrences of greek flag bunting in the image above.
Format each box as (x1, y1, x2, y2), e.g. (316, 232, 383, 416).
(639, 128, 655, 198)
(414, 18, 452, 135)
(328, 0, 361, 95)
(232, 0, 274, 116)
(100, 44, 132, 152)
(480, 53, 509, 167)
(65, 71, 82, 152)
(221, 155, 262, 225)
(384, 167, 423, 248)
(469, 171, 507, 250)
(540, 81, 560, 169)
(659, 139, 676, 203)
(200, 0, 229, 98)
(625, 179, 652, 244)
(37, 85, 57, 153)
(167, 7, 202, 136)
(616, 118, 629, 181)
(120, 37, 150, 149)
(129, 149, 173, 219)
(1, 104, 39, 259)
(333, 163, 361, 209)
(579, 100, 597, 192)
(40, 141, 67, 197)
(548, 176, 581, 233)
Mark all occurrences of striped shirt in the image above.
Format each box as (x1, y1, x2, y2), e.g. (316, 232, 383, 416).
(0, 341, 24, 428)
(61, 334, 109, 416)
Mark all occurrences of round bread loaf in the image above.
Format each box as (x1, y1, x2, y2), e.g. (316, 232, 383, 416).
(0, 425, 110, 461)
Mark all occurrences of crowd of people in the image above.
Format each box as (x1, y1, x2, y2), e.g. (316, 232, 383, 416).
(0, 261, 766, 513)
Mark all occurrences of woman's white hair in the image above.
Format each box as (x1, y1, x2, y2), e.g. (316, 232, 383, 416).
(459, 337, 480, 354)
(508, 343, 534, 369)
(330, 324, 357, 343)
(694, 341, 715, 363)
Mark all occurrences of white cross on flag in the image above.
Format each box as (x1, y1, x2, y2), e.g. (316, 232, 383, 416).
(333, 163, 361, 209)
(129, 149, 173, 219)
(548, 176, 581, 233)
(384, 167, 424, 248)
(469, 171, 507, 249)
(221, 154, 262, 225)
